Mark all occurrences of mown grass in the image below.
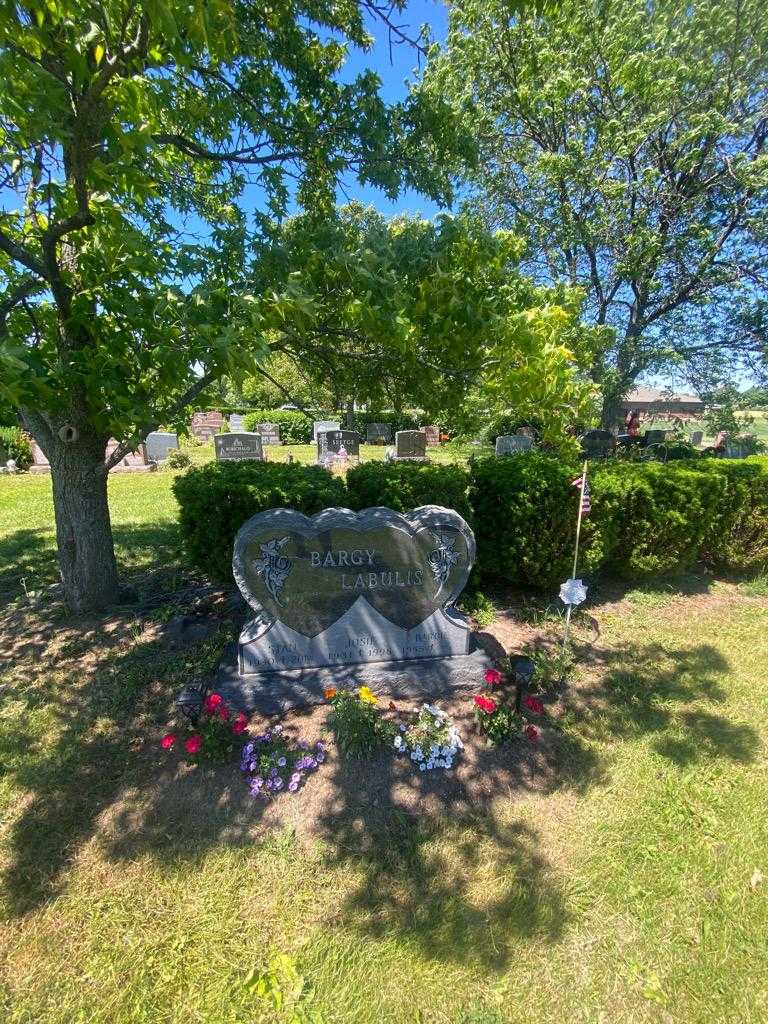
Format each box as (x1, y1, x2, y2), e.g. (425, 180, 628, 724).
(1, 470, 767, 1023)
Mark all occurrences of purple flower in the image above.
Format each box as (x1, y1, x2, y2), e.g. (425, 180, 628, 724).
(297, 740, 310, 750)
(316, 740, 326, 752)
(243, 742, 254, 757)
(270, 767, 279, 777)
(288, 780, 299, 792)
(273, 776, 284, 790)
(277, 756, 287, 767)
(305, 757, 317, 770)
(249, 777, 264, 796)
(266, 778, 277, 791)
(315, 752, 325, 763)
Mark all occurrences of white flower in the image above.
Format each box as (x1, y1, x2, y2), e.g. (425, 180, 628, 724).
(394, 735, 403, 749)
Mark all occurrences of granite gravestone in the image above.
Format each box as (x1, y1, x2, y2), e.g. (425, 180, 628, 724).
(253, 422, 282, 445)
(214, 432, 265, 462)
(313, 420, 340, 442)
(395, 430, 427, 460)
(30, 439, 155, 473)
(233, 505, 475, 673)
(495, 434, 533, 455)
(366, 422, 392, 445)
(229, 414, 245, 432)
(421, 425, 440, 446)
(191, 410, 225, 440)
(690, 430, 704, 447)
(317, 429, 361, 463)
(145, 431, 178, 461)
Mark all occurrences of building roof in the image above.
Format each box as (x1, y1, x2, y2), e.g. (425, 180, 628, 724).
(622, 387, 704, 406)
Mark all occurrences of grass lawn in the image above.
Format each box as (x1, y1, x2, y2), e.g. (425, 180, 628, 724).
(1, 471, 767, 1023)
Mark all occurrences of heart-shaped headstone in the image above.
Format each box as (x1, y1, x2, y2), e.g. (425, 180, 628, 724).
(232, 506, 475, 639)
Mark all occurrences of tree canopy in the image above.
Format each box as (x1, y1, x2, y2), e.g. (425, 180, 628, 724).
(424, 0, 768, 422)
(0, 0, 474, 610)
(239, 203, 600, 440)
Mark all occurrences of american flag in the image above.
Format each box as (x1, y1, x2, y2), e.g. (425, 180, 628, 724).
(571, 475, 592, 516)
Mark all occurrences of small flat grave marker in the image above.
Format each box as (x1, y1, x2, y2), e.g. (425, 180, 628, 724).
(214, 432, 265, 462)
(229, 414, 245, 432)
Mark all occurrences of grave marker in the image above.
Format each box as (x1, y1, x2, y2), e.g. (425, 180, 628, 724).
(420, 425, 440, 446)
(495, 434, 533, 455)
(394, 430, 427, 460)
(191, 410, 224, 440)
(253, 422, 282, 445)
(145, 432, 178, 462)
(229, 414, 245, 432)
(366, 422, 392, 445)
(233, 505, 476, 673)
(313, 420, 340, 442)
(214, 432, 265, 462)
(317, 429, 361, 463)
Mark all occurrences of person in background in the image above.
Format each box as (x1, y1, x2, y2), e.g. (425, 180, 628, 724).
(625, 409, 641, 436)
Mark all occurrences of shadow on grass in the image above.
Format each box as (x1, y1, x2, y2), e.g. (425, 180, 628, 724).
(0, 519, 185, 604)
(0, 592, 761, 975)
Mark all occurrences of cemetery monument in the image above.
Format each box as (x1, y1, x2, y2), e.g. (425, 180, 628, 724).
(214, 432, 265, 462)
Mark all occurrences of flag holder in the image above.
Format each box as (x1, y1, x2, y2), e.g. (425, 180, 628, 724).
(561, 459, 589, 657)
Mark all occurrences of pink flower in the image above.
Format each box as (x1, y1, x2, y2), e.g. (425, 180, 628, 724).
(484, 668, 503, 686)
(474, 694, 497, 714)
(524, 695, 545, 715)
(161, 732, 177, 750)
(232, 712, 248, 735)
(203, 692, 223, 714)
(218, 705, 230, 722)
(525, 724, 541, 743)
(185, 734, 203, 755)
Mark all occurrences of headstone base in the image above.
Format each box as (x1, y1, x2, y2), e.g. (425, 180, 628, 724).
(193, 641, 493, 715)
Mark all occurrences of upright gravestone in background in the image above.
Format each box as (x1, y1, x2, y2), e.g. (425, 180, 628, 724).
(253, 422, 282, 445)
(495, 434, 533, 455)
(191, 410, 225, 440)
(214, 432, 265, 462)
(313, 420, 340, 442)
(421, 425, 440, 446)
(366, 422, 392, 445)
(229, 414, 245, 432)
(146, 431, 179, 462)
(394, 429, 428, 460)
(233, 505, 475, 673)
(317, 429, 361, 462)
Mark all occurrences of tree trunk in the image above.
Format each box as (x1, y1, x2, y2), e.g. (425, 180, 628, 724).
(40, 427, 120, 612)
(345, 398, 355, 429)
(600, 392, 623, 430)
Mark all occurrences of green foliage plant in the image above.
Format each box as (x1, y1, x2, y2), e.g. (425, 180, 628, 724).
(243, 410, 315, 445)
(0, 426, 32, 470)
(325, 686, 394, 758)
(346, 461, 472, 521)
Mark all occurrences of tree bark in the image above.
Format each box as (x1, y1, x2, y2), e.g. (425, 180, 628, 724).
(600, 392, 623, 430)
(22, 412, 121, 612)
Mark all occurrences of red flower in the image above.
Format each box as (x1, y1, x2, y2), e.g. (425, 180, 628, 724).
(218, 705, 230, 722)
(161, 732, 177, 750)
(203, 692, 223, 714)
(484, 668, 503, 687)
(232, 712, 248, 735)
(524, 695, 545, 715)
(474, 695, 497, 714)
(185, 734, 203, 755)
(525, 724, 541, 743)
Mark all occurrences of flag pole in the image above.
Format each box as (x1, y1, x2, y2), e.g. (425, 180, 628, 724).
(563, 459, 589, 655)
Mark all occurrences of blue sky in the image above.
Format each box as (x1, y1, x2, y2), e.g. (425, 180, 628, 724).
(333, 0, 450, 218)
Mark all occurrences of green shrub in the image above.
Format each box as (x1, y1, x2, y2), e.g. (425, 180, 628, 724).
(0, 426, 33, 471)
(166, 448, 191, 469)
(242, 409, 315, 444)
(697, 457, 768, 575)
(173, 461, 346, 581)
(469, 453, 581, 587)
(326, 687, 394, 758)
(346, 460, 472, 520)
(587, 460, 725, 578)
(347, 410, 421, 436)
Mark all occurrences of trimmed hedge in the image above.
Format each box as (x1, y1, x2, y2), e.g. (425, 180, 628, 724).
(242, 409, 315, 444)
(0, 427, 33, 471)
(347, 410, 421, 436)
(173, 461, 346, 581)
(470, 453, 768, 585)
(346, 461, 472, 522)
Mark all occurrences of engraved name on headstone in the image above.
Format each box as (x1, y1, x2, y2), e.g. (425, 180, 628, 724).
(145, 432, 179, 461)
(233, 505, 476, 673)
(317, 429, 361, 462)
(214, 432, 265, 462)
(421, 425, 440, 446)
(495, 434, 533, 455)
